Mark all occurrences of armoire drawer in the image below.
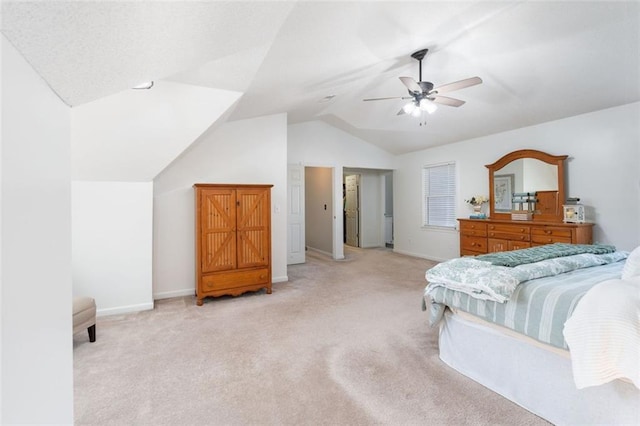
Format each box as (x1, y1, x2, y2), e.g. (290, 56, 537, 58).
(201, 268, 270, 292)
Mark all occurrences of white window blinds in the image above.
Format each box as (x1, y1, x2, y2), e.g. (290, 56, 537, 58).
(422, 162, 456, 228)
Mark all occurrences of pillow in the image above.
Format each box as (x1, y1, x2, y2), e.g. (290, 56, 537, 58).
(621, 246, 640, 280)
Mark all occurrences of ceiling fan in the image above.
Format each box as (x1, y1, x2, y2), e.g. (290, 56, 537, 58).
(363, 49, 482, 120)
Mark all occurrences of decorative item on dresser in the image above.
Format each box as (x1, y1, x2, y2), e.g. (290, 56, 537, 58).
(194, 183, 273, 306)
(563, 197, 586, 223)
(459, 149, 594, 256)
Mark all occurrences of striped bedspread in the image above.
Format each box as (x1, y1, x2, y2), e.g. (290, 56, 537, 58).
(424, 260, 626, 349)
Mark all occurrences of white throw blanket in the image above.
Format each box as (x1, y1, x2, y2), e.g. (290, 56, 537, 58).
(563, 277, 640, 389)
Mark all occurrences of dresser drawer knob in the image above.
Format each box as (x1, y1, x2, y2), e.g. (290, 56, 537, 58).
(545, 230, 551, 234)
(520, 236, 525, 240)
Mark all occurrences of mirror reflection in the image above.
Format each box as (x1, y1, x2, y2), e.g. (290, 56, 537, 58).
(495, 158, 558, 192)
(493, 159, 559, 212)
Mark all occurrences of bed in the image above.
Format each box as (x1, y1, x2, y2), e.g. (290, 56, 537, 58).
(423, 243, 640, 425)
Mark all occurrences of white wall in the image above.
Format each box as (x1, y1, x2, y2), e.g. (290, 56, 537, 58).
(1, 35, 73, 424)
(288, 120, 396, 259)
(305, 167, 333, 255)
(394, 102, 640, 261)
(153, 113, 288, 299)
(72, 181, 154, 315)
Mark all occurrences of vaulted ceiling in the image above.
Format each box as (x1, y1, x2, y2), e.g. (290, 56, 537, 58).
(2, 1, 639, 156)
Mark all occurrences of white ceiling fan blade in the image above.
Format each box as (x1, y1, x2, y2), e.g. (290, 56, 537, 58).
(399, 76, 422, 94)
(432, 95, 466, 107)
(433, 76, 482, 94)
(363, 96, 404, 102)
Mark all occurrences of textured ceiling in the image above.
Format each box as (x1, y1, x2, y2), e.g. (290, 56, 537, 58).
(2, 1, 639, 155)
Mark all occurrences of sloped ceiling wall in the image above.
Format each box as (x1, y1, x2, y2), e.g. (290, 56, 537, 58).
(71, 81, 241, 181)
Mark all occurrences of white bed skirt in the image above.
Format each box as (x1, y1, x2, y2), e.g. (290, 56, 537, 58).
(439, 311, 640, 425)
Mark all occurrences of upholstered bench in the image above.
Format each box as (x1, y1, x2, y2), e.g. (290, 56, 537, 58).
(73, 296, 96, 342)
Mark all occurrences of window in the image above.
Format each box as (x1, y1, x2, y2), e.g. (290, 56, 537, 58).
(422, 162, 456, 228)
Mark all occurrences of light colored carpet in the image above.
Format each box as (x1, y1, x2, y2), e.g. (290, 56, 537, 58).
(73, 246, 548, 425)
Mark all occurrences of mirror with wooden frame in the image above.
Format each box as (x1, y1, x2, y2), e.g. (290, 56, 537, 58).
(486, 149, 567, 222)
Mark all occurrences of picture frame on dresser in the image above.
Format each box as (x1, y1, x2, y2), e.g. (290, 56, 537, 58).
(493, 174, 514, 212)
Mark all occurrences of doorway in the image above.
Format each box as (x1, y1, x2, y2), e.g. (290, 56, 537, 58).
(287, 165, 394, 262)
(344, 174, 359, 247)
(304, 166, 334, 257)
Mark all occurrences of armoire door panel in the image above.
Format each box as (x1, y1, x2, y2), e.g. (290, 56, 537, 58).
(203, 231, 236, 272)
(236, 189, 270, 269)
(202, 189, 236, 230)
(201, 189, 237, 273)
(238, 230, 268, 268)
(236, 189, 267, 228)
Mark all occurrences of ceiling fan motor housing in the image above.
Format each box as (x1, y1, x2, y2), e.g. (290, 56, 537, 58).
(418, 81, 434, 94)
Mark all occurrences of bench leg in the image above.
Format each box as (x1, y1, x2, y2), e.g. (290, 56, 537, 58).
(88, 324, 96, 342)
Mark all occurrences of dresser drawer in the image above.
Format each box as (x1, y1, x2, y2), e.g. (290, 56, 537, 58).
(531, 227, 572, 238)
(531, 227, 572, 244)
(460, 221, 487, 237)
(487, 223, 530, 234)
(201, 268, 270, 292)
(461, 235, 488, 254)
(531, 235, 572, 244)
(487, 223, 531, 241)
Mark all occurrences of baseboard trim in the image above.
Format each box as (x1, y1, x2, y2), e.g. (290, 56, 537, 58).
(393, 249, 448, 263)
(273, 275, 288, 283)
(306, 246, 333, 258)
(153, 288, 195, 300)
(97, 301, 154, 317)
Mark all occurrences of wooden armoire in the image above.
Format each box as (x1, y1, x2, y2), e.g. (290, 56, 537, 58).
(194, 184, 273, 306)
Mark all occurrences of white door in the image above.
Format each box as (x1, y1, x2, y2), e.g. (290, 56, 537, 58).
(345, 174, 359, 247)
(287, 164, 305, 264)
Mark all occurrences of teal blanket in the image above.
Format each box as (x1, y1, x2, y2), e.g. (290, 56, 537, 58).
(475, 243, 615, 267)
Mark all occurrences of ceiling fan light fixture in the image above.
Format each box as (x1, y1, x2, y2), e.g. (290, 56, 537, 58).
(402, 101, 416, 114)
(419, 99, 438, 114)
(411, 108, 422, 117)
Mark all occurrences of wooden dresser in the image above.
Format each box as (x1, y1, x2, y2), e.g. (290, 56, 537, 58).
(194, 184, 273, 306)
(458, 218, 594, 256)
